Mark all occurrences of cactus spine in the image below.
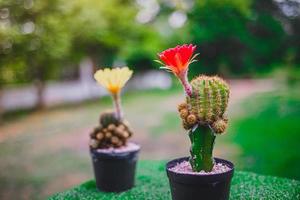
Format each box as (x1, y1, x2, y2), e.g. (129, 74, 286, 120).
(178, 75, 230, 172)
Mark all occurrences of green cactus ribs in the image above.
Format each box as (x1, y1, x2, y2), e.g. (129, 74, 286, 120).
(179, 75, 229, 134)
(89, 111, 133, 149)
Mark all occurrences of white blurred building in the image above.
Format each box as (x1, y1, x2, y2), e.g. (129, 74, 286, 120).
(0, 58, 172, 112)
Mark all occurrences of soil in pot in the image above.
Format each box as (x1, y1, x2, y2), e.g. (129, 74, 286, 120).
(166, 157, 234, 200)
(90, 142, 140, 192)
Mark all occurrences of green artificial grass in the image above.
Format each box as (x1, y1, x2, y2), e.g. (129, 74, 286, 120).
(230, 88, 300, 179)
(49, 160, 300, 200)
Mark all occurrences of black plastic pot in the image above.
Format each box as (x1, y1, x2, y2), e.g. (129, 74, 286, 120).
(90, 145, 140, 192)
(166, 157, 234, 200)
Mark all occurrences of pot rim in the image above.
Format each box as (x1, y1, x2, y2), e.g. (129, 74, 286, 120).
(166, 157, 234, 184)
(90, 142, 140, 160)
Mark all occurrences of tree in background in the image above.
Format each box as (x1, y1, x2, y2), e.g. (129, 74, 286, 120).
(0, 0, 140, 109)
(131, 0, 299, 77)
(65, 0, 139, 70)
(186, 0, 288, 77)
(0, 0, 72, 108)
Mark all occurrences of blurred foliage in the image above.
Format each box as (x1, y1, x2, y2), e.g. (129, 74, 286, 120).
(0, 0, 300, 86)
(64, 0, 139, 66)
(0, 0, 139, 86)
(0, 0, 72, 85)
(286, 67, 300, 86)
(188, 0, 288, 77)
(231, 87, 300, 179)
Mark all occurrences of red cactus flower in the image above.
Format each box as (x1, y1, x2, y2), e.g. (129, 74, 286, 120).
(158, 44, 197, 76)
(157, 44, 198, 96)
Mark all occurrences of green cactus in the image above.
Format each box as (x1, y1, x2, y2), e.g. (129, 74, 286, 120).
(189, 125, 215, 172)
(99, 111, 120, 128)
(178, 75, 230, 172)
(188, 75, 229, 125)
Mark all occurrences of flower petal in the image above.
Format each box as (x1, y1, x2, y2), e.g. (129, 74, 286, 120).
(94, 67, 133, 94)
(157, 44, 197, 77)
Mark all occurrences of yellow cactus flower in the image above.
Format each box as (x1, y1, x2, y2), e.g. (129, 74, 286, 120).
(94, 67, 133, 94)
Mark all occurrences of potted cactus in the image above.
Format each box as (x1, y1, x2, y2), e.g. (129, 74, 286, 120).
(89, 67, 140, 192)
(157, 44, 234, 200)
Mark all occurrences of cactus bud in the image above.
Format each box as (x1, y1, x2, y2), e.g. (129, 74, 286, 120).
(186, 114, 197, 126)
(180, 109, 189, 119)
(178, 102, 188, 112)
(105, 132, 112, 139)
(107, 124, 116, 131)
(102, 128, 108, 133)
(122, 131, 130, 138)
(211, 119, 227, 134)
(115, 127, 123, 135)
(96, 133, 104, 140)
(118, 124, 126, 131)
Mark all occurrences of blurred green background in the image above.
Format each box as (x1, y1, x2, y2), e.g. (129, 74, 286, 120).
(0, 0, 300, 199)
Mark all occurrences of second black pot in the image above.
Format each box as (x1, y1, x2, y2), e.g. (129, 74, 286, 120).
(166, 157, 234, 200)
(90, 144, 140, 192)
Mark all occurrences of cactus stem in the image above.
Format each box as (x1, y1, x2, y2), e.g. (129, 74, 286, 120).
(112, 92, 123, 120)
(179, 71, 192, 97)
(188, 125, 215, 172)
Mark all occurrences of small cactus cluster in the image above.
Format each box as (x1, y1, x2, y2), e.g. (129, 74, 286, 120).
(89, 111, 133, 149)
(178, 75, 229, 134)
